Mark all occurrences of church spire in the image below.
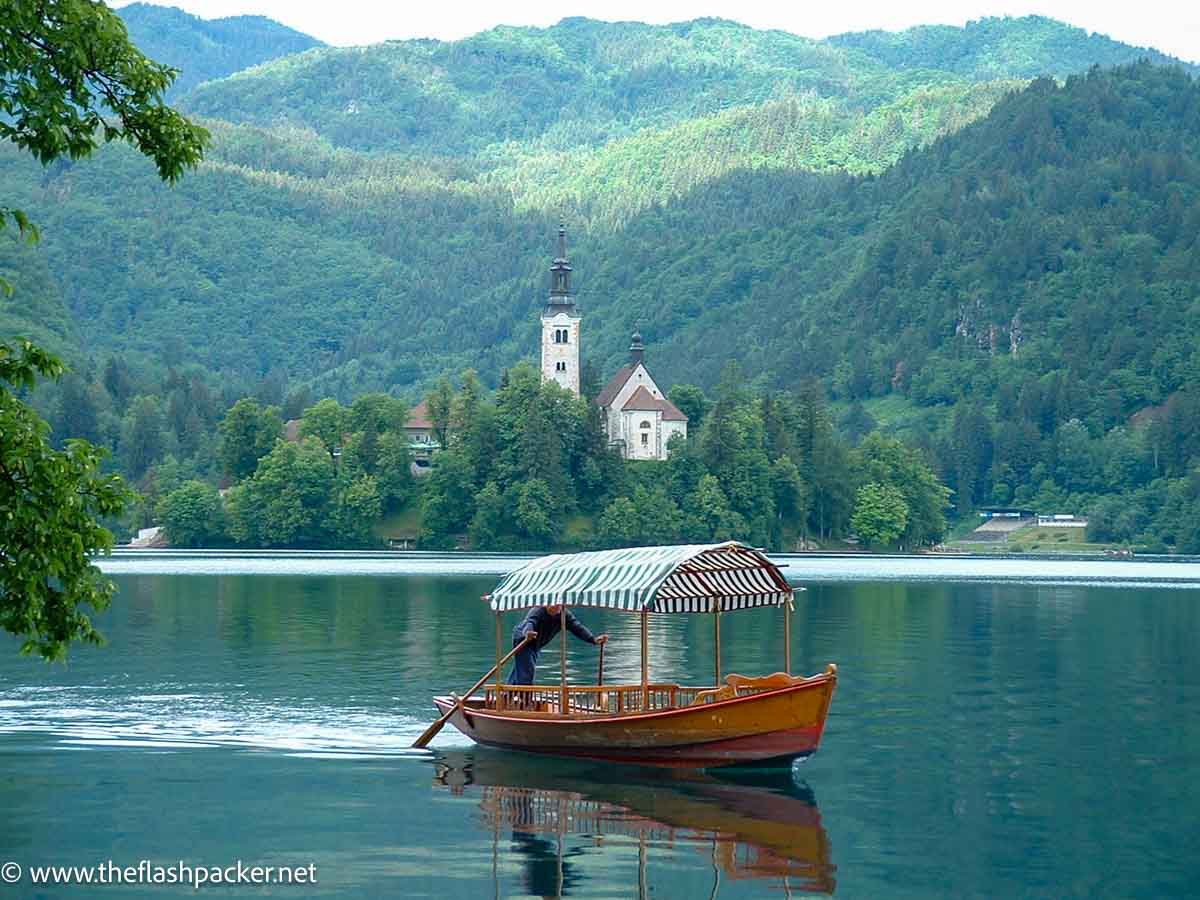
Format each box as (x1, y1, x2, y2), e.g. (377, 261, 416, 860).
(629, 329, 645, 365)
(548, 220, 573, 305)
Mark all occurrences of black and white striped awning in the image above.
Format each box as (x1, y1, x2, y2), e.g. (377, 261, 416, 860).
(487, 542, 793, 613)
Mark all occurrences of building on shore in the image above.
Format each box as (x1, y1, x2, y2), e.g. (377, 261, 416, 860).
(402, 400, 439, 476)
(535, 223, 686, 460)
(596, 331, 687, 460)
(285, 401, 439, 477)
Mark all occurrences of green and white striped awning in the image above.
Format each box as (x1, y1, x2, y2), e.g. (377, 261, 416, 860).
(487, 542, 793, 613)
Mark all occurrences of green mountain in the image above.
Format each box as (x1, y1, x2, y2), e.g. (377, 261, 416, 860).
(0, 235, 77, 355)
(181, 17, 909, 156)
(4, 13, 1200, 542)
(5, 15, 1186, 394)
(116, 2, 323, 96)
(604, 64, 1200, 411)
(829, 15, 1193, 79)
(591, 63, 1200, 528)
(181, 15, 1192, 159)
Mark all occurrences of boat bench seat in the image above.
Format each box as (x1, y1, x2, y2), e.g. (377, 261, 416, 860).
(691, 672, 804, 706)
(691, 685, 736, 704)
(724, 672, 804, 692)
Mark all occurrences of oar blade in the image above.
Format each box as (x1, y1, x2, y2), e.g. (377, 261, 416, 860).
(411, 713, 448, 749)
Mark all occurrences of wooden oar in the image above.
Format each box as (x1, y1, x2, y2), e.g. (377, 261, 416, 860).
(412, 634, 534, 749)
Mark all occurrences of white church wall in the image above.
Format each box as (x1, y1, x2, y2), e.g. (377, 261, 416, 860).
(540, 311, 580, 396)
(604, 404, 624, 448)
(625, 412, 661, 460)
(605, 363, 650, 452)
(661, 420, 687, 456)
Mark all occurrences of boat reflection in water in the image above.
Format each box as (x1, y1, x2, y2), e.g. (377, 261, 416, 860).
(433, 750, 836, 897)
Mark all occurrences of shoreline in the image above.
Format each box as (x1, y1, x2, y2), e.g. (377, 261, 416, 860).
(95, 549, 1200, 586)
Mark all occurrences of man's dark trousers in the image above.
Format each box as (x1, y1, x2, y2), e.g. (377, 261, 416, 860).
(509, 637, 539, 685)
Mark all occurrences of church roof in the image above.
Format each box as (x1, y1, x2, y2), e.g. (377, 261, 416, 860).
(622, 385, 688, 421)
(596, 364, 636, 409)
(405, 400, 432, 430)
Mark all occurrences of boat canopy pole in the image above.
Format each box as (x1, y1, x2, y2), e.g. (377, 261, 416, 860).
(560, 602, 568, 716)
(784, 602, 791, 675)
(640, 609, 648, 709)
(690, 570, 724, 687)
(495, 607, 503, 711)
(714, 603, 722, 685)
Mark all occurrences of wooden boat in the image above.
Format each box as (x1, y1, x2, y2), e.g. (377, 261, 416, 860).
(427, 542, 837, 768)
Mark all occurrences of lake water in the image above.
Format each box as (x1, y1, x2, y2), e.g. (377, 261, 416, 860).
(2, 554, 1199, 897)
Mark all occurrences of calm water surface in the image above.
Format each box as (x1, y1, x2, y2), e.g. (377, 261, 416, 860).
(2, 556, 1199, 898)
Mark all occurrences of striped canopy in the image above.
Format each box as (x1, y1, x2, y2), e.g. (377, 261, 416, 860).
(487, 542, 793, 613)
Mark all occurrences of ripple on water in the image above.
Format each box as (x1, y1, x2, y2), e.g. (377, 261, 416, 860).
(0, 686, 460, 757)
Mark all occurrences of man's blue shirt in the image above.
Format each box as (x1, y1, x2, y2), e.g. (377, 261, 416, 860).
(513, 605, 597, 649)
(508, 606, 598, 685)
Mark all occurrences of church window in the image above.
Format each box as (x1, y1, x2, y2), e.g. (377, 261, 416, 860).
(556, 361, 566, 372)
(553, 328, 569, 344)
(639, 421, 651, 428)
(640, 433, 649, 446)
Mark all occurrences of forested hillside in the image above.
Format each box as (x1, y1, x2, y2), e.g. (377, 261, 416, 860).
(116, 3, 323, 95)
(830, 15, 1192, 79)
(597, 63, 1200, 400)
(180, 17, 973, 155)
(3, 15, 1183, 389)
(182, 15, 1193, 156)
(605, 64, 1200, 547)
(3, 11, 1199, 549)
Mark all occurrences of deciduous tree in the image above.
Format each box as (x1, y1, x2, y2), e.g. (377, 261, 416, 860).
(426, 376, 454, 449)
(851, 482, 909, 549)
(158, 480, 224, 547)
(0, 341, 129, 659)
(298, 398, 346, 459)
(1, 0, 207, 657)
(218, 398, 282, 480)
(0, 0, 207, 242)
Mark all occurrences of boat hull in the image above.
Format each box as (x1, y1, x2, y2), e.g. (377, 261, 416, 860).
(432, 670, 836, 768)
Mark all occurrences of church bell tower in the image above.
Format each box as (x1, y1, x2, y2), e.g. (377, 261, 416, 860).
(540, 222, 581, 396)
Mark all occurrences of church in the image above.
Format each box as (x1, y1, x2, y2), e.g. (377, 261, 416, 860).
(539, 225, 687, 460)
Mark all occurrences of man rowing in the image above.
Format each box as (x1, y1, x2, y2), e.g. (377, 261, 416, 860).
(508, 604, 608, 685)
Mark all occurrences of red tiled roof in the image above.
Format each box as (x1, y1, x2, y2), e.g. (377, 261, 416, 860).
(595, 364, 636, 408)
(621, 385, 688, 421)
(405, 400, 432, 430)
